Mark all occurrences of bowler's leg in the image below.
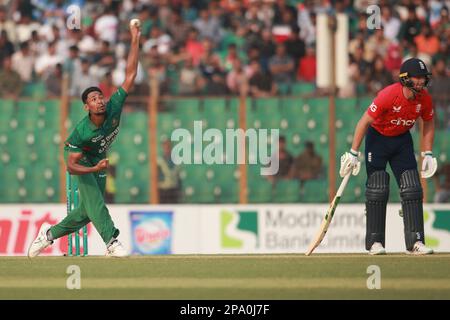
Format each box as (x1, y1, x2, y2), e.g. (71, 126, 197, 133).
(49, 202, 90, 239)
(76, 172, 119, 244)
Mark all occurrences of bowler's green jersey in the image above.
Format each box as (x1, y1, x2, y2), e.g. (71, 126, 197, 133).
(64, 87, 128, 166)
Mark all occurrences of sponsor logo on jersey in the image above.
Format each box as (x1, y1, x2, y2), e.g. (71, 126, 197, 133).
(392, 106, 402, 113)
(390, 118, 416, 126)
(416, 104, 421, 113)
(369, 102, 377, 112)
(91, 135, 104, 143)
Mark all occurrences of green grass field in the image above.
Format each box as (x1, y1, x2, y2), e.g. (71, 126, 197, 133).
(1, 254, 450, 300)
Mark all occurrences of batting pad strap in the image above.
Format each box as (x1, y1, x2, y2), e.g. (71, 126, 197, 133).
(400, 170, 423, 201)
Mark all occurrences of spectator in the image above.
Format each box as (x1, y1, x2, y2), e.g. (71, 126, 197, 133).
(34, 41, 63, 77)
(244, 2, 265, 32)
(368, 56, 394, 95)
(273, 0, 297, 26)
(398, 6, 422, 45)
(45, 63, 63, 97)
(227, 59, 248, 95)
(0, 56, 23, 98)
(181, 0, 198, 23)
(258, 29, 276, 72)
(94, 5, 119, 44)
(98, 71, 117, 100)
(249, 59, 277, 97)
(297, 0, 315, 46)
(429, 59, 450, 129)
(221, 43, 244, 72)
(381, 6, 401, 41)
(157, 140, 181, 203)
(92, 40, 116, 76)
(143, 25, 172, 55)
(297, 45, 316, 83)
(349, 46, 371, 86)
(29, 30, 46, 57)
(435, 7, 450, 39)
(201, 54, 228, 96)
(268, 43, 295, 87)
(403, 42, 431, 69)
(0, 30, 14, 65)
(0, 5, 17, 44)
(245, 46, 263, 76)
(178, 57, 204, 95)
(194, 8, 223, 44)
(167, 9, 191, 46)
(185, 27, 205, 65)
(364, 29, 390, 63)
(15, 13, 41, 44)
(289, 141, 323, 185)
(70, 58, 99, 97)
(384, 42, 403, 73)
(414, 24, 440, 57)
(434, 163, 450, 203)
(267, 136, 294, 184)
(64, 45, 81, 76)
(284, 26, 306, 70)
(147, 59, 169, 95)
(11, 41, 35, 83)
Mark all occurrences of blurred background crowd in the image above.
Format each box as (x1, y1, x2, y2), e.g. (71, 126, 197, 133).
(0, 0, 448, 104)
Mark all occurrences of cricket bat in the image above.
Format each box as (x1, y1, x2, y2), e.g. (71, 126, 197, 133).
(305, 173, 351, 256)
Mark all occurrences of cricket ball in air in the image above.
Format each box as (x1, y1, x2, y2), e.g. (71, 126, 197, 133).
(130, 18, 141, 28)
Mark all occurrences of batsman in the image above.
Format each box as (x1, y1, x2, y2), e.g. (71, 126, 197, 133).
(340, 58, 437, 255)
(28, 20, 142, 258)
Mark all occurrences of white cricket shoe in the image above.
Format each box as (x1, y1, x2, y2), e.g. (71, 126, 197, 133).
(27, 223, 53, 258)
(407, 241, 434, 255)
(369, 242, 386, 255)
(105, 240, 128, 257)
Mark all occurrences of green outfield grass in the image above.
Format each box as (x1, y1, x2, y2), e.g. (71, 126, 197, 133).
(1, 254, 449, 299)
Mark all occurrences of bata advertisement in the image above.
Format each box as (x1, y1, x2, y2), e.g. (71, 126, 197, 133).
(130, 211, 173, 254)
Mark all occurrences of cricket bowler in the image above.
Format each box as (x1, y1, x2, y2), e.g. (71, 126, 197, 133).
(28, 19, 142, 258)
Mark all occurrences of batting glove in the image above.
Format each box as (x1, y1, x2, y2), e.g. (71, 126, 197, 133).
(421, 151, 437, 179)
(339, 149, 361, 178)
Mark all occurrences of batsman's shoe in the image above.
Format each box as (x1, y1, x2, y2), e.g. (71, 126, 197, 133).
(106, 240, 128, 257)
(407, 241, 434, 255)
(369, 242, 386, 255)
(27, 223, 53, 258)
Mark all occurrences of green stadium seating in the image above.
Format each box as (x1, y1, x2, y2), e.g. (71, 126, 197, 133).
(4, 96, 445, 205)
(291, 82, 315, 95)
(41, 100, 61, 130)
(302, 179, 329, 203)
(203, 98, 227, 129)
(0, 99, 15, 131)
(248, 178, 273, 203)
(122, 111, 147, 131)
(21, 81, 47, 99)
(280, 97, 308, 131)
(273, 180, 301, 203)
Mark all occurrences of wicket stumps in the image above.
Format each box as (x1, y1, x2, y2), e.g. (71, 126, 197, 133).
(66, 172, 88, 256)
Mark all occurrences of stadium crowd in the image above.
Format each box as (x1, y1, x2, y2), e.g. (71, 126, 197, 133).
(0, 0, 449, 123)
